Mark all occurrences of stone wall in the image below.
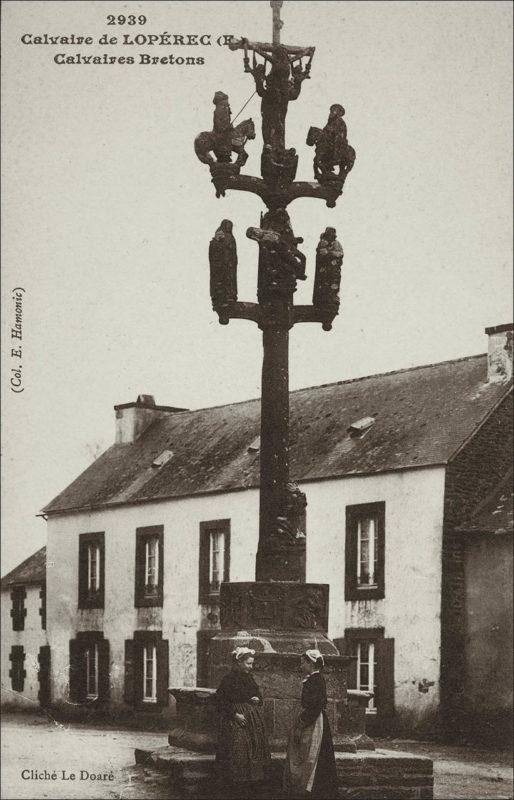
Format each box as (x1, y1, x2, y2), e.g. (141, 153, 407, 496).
(440, 389, 513, 736)
(137, 747, 434, 799)
(462, 532, 513, 744)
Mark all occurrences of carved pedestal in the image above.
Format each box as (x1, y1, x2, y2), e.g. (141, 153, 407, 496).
(204, 581, 372, 752)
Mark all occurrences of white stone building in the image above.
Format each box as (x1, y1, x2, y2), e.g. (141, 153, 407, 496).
(1, 547, 48, 709)
(2, 325, 512, 737)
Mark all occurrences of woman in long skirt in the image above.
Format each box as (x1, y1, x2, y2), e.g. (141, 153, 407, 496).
(215, 646, 270, 791)
(284, 649, 339, 799)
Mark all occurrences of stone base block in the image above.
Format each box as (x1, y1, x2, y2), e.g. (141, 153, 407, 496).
(134, 745, 434, 799)
(208, 629, 356, 745)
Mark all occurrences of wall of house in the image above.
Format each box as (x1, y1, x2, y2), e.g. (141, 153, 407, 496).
(46, 490, 260, 716)
(46, 464, 445, 730)
(1, 584, 47, 708)
(441, 390, 513, 726)
(462, 532, 513, 742)
(305, 466, 446, 730)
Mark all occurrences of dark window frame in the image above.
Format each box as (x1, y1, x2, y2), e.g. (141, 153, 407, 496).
(338, 627, 395, 720)
(198, 519, 231, 604)
(69, 631, 110, 705)
(135, 526, 164, 608)
(11, 585, 27, 631)
(38, 645, 51, 706)
(345, 501, 385, 601)
(124, 630, 169, 710)
(39, 585, 46, 630)
(9, 645, 26, 692)
(78, 532, 105, 609)
(196, 629, 219, 687)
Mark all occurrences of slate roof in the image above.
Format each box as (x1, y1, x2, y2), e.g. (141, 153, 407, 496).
(42, 354, 511, 516)
(1, 546, 46, 588)
(456, 471, 513, 535)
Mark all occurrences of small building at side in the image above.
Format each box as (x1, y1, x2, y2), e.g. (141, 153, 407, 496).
(456, 471, 513, 743)
(1, 547, 49, 709)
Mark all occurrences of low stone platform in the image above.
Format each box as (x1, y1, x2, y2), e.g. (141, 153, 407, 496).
(135, 744, 434, 799)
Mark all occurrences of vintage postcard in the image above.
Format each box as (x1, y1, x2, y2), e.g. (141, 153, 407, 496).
(1, 1, 512, 799)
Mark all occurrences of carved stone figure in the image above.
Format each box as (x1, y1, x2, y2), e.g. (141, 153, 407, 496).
(289, 60, 311, 100)
(194, 91, 256, 196)
(209, 220, 238, 324)
(212, 91, 231, 136)
(246, 46, 313, 155)
(247, 209, 307, 302)
(313, 227, 344, 330)
(260, 144, 298, 189)
(307, 104, 356, 183)
(290, 586, 325, 629)
(275, 482, 307, 542)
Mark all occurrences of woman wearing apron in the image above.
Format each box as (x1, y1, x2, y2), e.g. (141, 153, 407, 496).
(284, 649, 339, 798)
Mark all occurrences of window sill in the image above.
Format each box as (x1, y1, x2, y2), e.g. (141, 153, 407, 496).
(135, 700, 166, 712)
(135, 597, 163, 608)
(345, 585, 384, 602)
(78, 594, 104, 610)
(199, 593, 221, 606)
(74, 697, 107, 706)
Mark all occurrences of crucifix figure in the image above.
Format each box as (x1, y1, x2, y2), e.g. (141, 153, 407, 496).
(240, 1, 313, 161)
(197, 0, 355, 582)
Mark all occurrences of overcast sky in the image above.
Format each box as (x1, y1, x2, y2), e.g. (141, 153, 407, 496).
(2, 0, 512, 573)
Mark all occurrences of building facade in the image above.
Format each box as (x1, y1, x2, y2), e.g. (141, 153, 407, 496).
(457, 471, 513, 743)
(2, 325, 512, 738)
(1, 547, 48, 709)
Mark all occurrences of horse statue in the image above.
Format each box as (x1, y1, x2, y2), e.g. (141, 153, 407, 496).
(194, 118, 256, 170)
(306, 104, 355, 184)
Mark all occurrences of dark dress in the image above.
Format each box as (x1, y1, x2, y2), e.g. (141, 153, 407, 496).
(284, 671, 339, 798)
(215, 668, 270, 786)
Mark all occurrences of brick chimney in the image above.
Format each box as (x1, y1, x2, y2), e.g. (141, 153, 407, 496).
(485, 323, 513, 384)
(114, 395, 187, 444)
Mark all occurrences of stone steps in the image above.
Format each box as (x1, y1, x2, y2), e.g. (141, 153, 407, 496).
(134, 745, 434, 799)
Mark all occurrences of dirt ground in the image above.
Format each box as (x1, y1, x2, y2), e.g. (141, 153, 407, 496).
(375, 737, 513, 800)
(1, 713, 512, 800)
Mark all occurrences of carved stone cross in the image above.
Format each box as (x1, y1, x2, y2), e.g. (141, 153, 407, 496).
(197, 0, 355, 582)
(271, 0, 284, 45)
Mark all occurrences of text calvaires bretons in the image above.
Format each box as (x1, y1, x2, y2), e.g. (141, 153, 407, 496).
(20, 31, 233, 65)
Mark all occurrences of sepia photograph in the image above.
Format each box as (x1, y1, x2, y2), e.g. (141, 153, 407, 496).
(1, 1, 512, 798)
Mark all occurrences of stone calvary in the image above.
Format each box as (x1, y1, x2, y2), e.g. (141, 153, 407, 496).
(142, 3, 435, 797)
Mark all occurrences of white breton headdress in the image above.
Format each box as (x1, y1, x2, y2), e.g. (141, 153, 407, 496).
(232, 646, 255, 661)
(304, 648, 324, 665)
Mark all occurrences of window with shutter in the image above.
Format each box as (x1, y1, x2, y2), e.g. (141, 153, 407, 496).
(135, 526, 164, 607)
(11, 586, 27, 631)
(69, 633, 109, 705)
(345, 502, 385, 600)
(125, 631, 169, 709)
(39, 586, 46, 630)
(199, 520, 231, 604)
(342, 628, 395, 721)
(78, 533, 105, 609)
(9, 646, 26, 692)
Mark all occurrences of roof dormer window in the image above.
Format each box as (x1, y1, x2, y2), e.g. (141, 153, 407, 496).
(348, 416, 375, 437)
(247, 436, 260, 453)
(152, 450, 174, 468)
